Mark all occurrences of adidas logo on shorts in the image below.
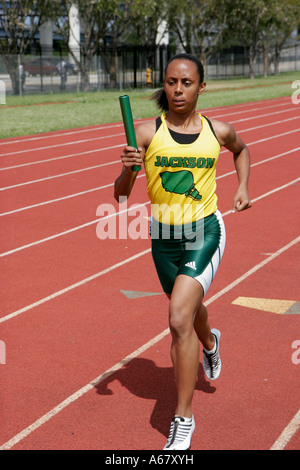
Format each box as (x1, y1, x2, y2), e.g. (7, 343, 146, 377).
(185, 261, 196, 270)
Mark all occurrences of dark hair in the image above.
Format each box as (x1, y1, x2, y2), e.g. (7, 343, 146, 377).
(151, 53, 204, 112)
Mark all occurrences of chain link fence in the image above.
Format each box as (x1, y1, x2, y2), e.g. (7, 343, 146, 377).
(205, 43, 300, 78)
(0, 43, 299, 96)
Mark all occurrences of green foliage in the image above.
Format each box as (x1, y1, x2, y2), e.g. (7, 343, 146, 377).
(1, 0, 299, 90)
(1, 72, 298, 139)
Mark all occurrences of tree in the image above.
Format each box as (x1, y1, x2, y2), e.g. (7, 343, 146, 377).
(126, 0, 168, 71)
(167, 0, 228, 61)
(224, 0, 300, 78)
(264, 0, 300, 75)
(128, 0, 167, 48)
(224, 0, 275, 79)
(0, 0, 54, 94)
(52, 0, 132, 90)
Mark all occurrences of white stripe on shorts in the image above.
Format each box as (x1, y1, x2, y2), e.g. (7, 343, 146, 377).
(195, 210, 226, 296)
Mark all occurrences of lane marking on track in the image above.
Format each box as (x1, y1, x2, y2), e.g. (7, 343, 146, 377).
(0, 200, 151, 260)
(0, 133, 125, 158)
(0, 178, 123, 216)
(2, 145, 300, 216)
(0, 97, 290, 148)
(1, 127, 299, 191)
(0, 123, 125, 146)
(1, 146, 299, 217)
(0, 235, 299, 450)
(0, 115, 299, 172)
(270, 409, 300, 450)
(232, 297, 299, 315)
(237, 115, 300, 133)
(246, 128, 299, 147)
(204, 236, 300, 308)
(0, 247, 151, 325)
(1, 178, 299, 320)
(0, 144, 125, 171)
(212, 146, 300, 180)
(214, 104, 296, 123)
(0, 102, 296, 158)
(0, 175, 298, 260)
(0, 153, 124, 191)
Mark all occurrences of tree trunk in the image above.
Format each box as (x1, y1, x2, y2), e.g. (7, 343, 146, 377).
(2, 55, 20, 95)
(274, 45, 280, 75)
(248, 45, 256, 79)
(80, 59, 91, 92)
(263, 44, 269, 78)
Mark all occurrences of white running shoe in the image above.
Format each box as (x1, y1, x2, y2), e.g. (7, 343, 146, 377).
(203, 328, 221, 381)
(163, 415, 195, 450)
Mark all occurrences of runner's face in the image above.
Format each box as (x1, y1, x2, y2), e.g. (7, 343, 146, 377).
(164, 60, 205, 113)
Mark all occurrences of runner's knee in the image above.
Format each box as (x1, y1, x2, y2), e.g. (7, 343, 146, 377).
(169, 302, 194, 339)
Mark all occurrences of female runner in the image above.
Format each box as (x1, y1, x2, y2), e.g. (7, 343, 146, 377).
(114, 53, 251, 450)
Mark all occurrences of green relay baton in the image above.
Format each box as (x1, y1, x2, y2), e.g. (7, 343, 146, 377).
(119, 95, 141, 172)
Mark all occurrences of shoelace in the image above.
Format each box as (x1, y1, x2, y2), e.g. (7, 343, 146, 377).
(205, 349, 220, 378)
(165, 417, 192, 448)
(204, 335, 219, 378)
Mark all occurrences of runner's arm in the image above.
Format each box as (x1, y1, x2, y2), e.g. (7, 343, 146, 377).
(212, 119, 252, 212)
(114, 124, 148, 201)
(114, 122, 153, 201)
(114, 147, 143, 200)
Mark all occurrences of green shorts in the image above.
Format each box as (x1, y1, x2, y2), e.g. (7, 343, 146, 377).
(151, 210, 226, 296)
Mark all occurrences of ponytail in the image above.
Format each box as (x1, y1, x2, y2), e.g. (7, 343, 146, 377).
(151, 88, 169, 112)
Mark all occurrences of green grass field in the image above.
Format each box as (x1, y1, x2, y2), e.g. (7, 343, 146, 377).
(0, 71, 298, 139)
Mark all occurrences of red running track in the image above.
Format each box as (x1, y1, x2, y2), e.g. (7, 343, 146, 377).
(0, 96, 299, 451)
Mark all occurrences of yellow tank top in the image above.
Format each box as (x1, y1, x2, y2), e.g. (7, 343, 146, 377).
(144, 113, 221, 225)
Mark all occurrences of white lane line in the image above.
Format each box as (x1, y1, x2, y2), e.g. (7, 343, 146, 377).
(1, 177, 300, 320)
(0, 247, 152, 325)
(216, 147, 300, 181)
(0, 101, 294, 156)
(1, 115, 299, 172)
(205, 236, 300, 308)
(0, 133, 125, 158)
(0, 326, 169, 451)
(213, 104, 296, 122)
(0, 200, 151, 259)
(0, 181, 117, 217)
(237, 115, 300, 133)
(1, 127, 299, 192)
(1, 146, 299, 217)
(0, 234, 298, 450)
(245, 128, 300, 147)
(0, 177, 299, 259)
(203, 96, 289, 114)
(250, 177, 300, 203)
(0, 148, 125, 191)
(0, 123, 125, 146)
(0, 96, 289, 147)
(270, 410, 300, 450)
(0, 145, 124, 171)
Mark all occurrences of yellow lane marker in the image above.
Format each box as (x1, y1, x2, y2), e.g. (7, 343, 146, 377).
(232, 297, 299, 315)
